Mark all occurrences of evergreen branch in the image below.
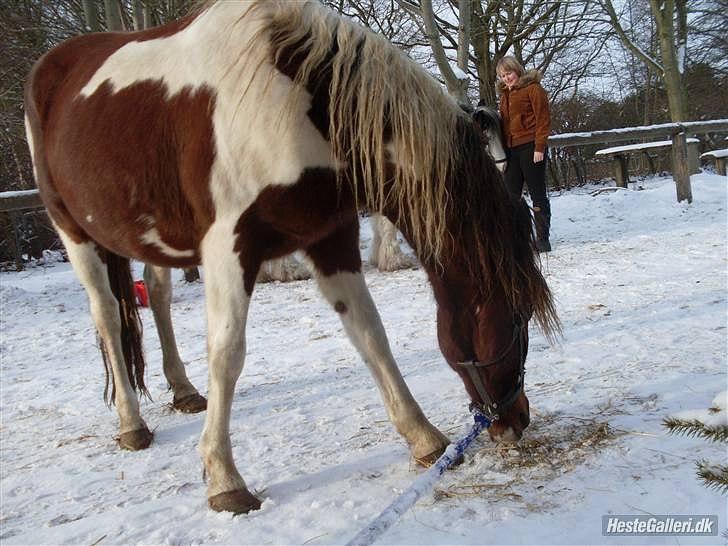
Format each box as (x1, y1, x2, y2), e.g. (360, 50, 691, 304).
(662, 417, 728, 443)
(696, 460, 728, 495)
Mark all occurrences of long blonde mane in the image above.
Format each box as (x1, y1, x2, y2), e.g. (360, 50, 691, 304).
(192, 1, 559, 338)
(237, 0, 466, 262)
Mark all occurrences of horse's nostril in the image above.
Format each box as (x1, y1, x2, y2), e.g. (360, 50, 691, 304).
(519, 411, 530, 429)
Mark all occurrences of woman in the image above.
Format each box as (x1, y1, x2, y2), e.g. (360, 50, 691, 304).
(497, 56, 552, 252)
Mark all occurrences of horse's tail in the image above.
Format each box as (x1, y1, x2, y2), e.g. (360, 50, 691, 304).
(101, 253, 149, 405)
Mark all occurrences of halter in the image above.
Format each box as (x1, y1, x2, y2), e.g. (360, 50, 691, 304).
(455, 319, 526, 421)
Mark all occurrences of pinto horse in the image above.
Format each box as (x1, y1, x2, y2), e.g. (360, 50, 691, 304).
(24, 0, 558, 514)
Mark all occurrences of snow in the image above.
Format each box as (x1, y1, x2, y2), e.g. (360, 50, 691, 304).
(0, 189, 40, 199)
(1, 174, 726, 545)
(701, 149, 728, 159)
(451, 65, 468, 82)
(671, 391, 728, 428)
(595, 139, 699, 155)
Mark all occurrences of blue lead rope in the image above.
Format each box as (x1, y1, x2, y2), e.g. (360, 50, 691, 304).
(345, 409, 492, 546)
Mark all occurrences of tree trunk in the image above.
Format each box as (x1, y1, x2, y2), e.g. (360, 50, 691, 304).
(144, 4, 155, 29)
(471, 2, 496, 106)
(104, 0, 124, 31)
(132, 0, 146, 30)
(420, 0, 469, 103)
(82, 0, 101, 32)
(651, 0, 687, 121)
(457, 0, 471, 77)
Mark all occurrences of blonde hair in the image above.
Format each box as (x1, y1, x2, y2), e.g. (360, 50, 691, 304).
(496, 56, 525, 78)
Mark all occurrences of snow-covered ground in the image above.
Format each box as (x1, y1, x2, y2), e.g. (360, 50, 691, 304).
(1, 174, 726, 545)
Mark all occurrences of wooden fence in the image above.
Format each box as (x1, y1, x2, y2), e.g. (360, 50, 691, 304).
(547, 119, 728, 202)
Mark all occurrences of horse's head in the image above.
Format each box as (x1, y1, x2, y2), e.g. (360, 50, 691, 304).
(432, 228, 535, 443)
(472, 105, 507, 173)
(425, 117, 556, 443)
(447, 296, 532, 443)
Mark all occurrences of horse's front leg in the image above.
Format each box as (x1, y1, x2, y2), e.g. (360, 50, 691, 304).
(307, 225, 449, 465)
(143, 264, 206, 413)
(198, 224, 261, 514)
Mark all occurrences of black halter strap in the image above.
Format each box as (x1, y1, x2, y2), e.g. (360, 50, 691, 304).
(455, 321, 526, 421)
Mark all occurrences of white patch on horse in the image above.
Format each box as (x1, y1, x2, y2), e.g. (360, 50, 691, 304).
(137, 215, 194, 258)
(79, 2, 338, 224)
(86, 215, 93, 223)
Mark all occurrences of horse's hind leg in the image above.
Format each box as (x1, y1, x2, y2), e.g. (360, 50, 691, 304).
(57, 229, 152, 450)
(143, 264, 206, 413)
(307, 223, 450, 465)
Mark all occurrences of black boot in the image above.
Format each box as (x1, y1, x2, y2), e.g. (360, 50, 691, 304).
(533, 205, 551, 252)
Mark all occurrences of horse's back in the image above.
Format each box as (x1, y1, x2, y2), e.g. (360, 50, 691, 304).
(25, 16, 213, 266)
(25, 2, 354, 268)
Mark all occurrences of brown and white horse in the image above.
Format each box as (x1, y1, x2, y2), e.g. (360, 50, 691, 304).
(24, 0, 558, 514)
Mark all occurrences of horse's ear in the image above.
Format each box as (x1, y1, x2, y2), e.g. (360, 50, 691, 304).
(458, 101, 474, 114)
(472, 107, 485, 127)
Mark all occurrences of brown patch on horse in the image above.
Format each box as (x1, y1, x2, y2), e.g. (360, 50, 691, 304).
(25, 19, 216, 265)
(334, 301, 347, 314)
(234, 167, 361, 294)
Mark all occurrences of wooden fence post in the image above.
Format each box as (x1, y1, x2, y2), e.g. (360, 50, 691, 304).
(613, 155, 630, 188)
(687, 139, 700, 174)
(671, 131, 692, 203)
(9, 211, 24, 271)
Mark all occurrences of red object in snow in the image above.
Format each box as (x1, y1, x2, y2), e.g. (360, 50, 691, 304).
(134, 280, 149, 307)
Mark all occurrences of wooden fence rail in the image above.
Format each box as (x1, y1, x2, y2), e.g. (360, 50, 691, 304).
(548, 119, 728, 148)
(0, 189, 43, 213)
(548, 119, 728, 203)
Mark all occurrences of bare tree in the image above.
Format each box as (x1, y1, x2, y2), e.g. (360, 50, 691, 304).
(598, 0, 689, 121)
(393, 0, 606, 107)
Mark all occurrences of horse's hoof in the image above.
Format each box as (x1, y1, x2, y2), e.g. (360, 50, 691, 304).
(118, 426, 153, 451)
(208, 489, 262, 515)
(173, 393, 207, 413)
(415, 447, 463, 469)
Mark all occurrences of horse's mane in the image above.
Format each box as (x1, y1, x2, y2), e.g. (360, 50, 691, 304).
(450, 119, 560, 339)
(236, 0, 462, 263)
(196, 0, 559, 338)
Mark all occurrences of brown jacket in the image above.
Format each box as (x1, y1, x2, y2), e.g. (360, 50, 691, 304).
(498, 70, 550, 153)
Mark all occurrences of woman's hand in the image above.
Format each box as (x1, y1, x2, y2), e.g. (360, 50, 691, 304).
(533, 151, 544, 163)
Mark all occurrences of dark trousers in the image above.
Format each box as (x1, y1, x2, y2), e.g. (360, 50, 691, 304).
(504, 141, 551, 245)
